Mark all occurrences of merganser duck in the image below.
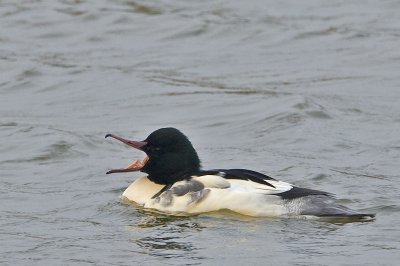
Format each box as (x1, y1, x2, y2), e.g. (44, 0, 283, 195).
(106, 128, 375, 220)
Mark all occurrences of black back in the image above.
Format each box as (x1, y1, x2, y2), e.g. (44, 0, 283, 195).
(197, 168, 276, 188)
(277, 186, 331, 199)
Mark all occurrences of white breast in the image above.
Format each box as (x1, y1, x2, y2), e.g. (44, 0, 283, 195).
(121, 176, 163, 205)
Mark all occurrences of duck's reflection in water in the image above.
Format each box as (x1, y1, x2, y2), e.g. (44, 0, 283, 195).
(126, 209, 206, 260)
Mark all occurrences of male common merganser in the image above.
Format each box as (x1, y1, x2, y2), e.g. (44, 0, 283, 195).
(106, 127, 375, 220)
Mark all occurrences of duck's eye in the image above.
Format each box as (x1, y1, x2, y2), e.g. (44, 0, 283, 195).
(145, 146, 161, 153)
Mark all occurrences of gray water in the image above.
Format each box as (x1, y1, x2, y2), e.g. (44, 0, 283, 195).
(1, 0, 400, 265)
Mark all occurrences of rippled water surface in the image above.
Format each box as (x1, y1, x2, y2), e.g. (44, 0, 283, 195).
(1, 0, 400, 265)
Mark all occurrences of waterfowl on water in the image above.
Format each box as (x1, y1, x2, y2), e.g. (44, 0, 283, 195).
(105, 127, 374, 220)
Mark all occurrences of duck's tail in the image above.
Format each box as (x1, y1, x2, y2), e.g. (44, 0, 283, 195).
(289, 195, 376, 221)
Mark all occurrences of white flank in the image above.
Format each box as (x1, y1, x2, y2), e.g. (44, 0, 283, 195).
(122, 175, 297, 217)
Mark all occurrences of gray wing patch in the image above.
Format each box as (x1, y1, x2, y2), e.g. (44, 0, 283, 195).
(171, 180, 204, 196)
(188, 189, 210, 205)
(153, 180, 209, 207)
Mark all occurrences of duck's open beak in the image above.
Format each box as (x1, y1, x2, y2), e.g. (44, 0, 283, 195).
(105, 133, 148, 174)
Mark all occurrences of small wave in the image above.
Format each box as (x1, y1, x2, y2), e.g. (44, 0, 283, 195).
(312, 174, 329, 181)
(306, 110, 332, 119)
(369, 205, 400, 213)
(330, 169, 388, 180)
(126, 1, 163, 16)
(29, 141, 74, 162)
(293, 96, 332, 119)
(294, 26, 341, 40)
(161, 89, 279, 97)
(0, 122, 18, 127)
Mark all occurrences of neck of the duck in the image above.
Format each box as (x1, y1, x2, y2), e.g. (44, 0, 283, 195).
(146, 168, 199, 185)
(144, 156, 201, 185)
(143, 148, 201, 185)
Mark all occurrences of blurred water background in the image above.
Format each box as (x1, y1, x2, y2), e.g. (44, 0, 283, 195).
(1, 0, 400, 265)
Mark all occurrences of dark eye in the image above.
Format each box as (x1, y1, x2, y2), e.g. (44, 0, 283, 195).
(145, 146, 161, 152)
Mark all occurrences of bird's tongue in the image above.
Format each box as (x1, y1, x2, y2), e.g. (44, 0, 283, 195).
(106, 156, 149, 174)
